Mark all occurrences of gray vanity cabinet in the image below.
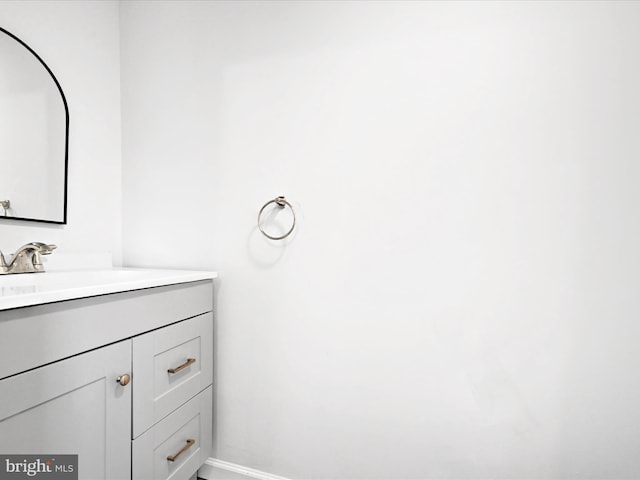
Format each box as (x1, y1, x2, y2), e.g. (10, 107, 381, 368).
(0, 279, 214, 480)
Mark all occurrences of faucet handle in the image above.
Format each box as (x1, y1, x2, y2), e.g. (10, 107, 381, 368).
(25, 242, 57, 255)
(29, 244, 56, 273)
(40, 244, 57, 255)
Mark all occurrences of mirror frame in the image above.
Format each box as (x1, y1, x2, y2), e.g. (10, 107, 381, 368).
(0, 26, 69, 225)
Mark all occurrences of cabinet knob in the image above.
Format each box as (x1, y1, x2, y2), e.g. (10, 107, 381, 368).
(116, 374, 131, 386)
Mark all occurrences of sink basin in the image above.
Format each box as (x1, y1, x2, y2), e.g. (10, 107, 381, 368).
(0, 268, 217, 310)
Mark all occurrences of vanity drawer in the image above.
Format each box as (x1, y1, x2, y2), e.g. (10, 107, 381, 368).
(133, 312, 213, 438)
(132, 385, 212, 480)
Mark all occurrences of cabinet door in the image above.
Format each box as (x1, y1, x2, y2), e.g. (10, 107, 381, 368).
(133, 313, 213, 438)
(0, 340, 132, 480)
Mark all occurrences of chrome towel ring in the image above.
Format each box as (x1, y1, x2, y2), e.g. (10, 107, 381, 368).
(258, 196, 296, 240)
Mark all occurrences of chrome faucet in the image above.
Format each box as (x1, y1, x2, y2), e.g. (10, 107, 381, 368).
(0, 242, 57, 274)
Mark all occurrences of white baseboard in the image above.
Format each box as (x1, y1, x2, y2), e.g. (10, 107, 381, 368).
(199, 458, 291, 480)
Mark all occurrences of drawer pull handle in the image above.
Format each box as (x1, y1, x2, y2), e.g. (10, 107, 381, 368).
(168, 358, 196, 374)
(116, 374, 131, 386)
(167, 439, 195, 462)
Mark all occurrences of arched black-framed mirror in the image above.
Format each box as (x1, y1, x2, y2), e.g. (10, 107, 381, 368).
(0, 26, 69, 225)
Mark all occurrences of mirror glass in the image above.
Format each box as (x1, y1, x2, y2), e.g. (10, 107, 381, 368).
(0, 27, 68, 224)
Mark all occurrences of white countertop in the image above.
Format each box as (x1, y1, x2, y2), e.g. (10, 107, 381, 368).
(0, 268, 217, 311)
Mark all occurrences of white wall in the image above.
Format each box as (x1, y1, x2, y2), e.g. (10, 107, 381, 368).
(0, 1, 122, 264)
(121, 1, 640, 478)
